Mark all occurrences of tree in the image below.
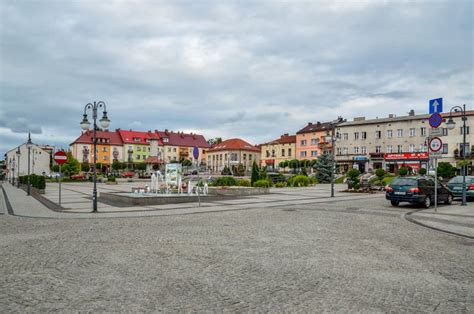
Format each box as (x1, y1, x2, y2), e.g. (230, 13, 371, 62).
(419, 168, 427, 176)
(259, 166, 268, 180)
(112, 161, 123, 171)
(314, 152, 334, 183)
(375, 168, 386, 181)
(207, 137, 223, 146)
(289, 159, 300, 173)
(136, 162, 147, 171)
(279, 161, 288, 170)
(62, 152, 80, 177)
(181, 159, 193, 167)
(437, 162, 456, 179)
(221, 165, 232, 175)
(81, 163, 90, 172)
(233, 163, 245, 176)
(346, 168, 361, 189)
(397, 166, 408, 176)
(251, 161, 260, 186)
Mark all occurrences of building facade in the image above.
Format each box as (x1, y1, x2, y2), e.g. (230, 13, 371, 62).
(335, 110, 474, 174)
(157, 130, 210, 165)
(260, 134, 296, 169)
(70, 130, 124, 168)
(296, 122, 334, 160)
(207, 138, 260, 174)
(5, 142, 52, 183)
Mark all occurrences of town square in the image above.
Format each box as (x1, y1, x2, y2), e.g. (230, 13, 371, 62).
(1, 0, 473, 312)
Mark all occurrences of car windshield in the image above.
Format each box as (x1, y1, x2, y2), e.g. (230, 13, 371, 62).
(449, 176, 474, 184)
(391, 178, 417, 186)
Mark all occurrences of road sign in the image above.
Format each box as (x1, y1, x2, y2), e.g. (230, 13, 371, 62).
(429, 112, 443, 128)
(193, 147, 199, 159)
(429, 137, 443, 152)
(429, 128, 443, 136)
(430, 151, 443, 158)
(429, 98, 443, 114)
(54, 151, 68, 165)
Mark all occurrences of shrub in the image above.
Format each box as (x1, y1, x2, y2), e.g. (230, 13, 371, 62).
(214, 176, 237, 186)
(136, 162, 147, 171)
(335, 176, 345, 184)
(251, 161, 259, 186)
(308, 176, 319, 184)
(221, 165, 232, 176)
(397, 166, 408, 176)
(437, 162, 456, 179)
(81, 163, 90, 172)
(375, 168, 386, 180)
(419, 168, 427, 176)
(346, 168, 361, 189)
(267, 173, 285, 183)
(288, 175, 310, 187)
(275, 182, 287, 188)
(259, 166, 268, 180)
(237, 179, 251, 187)
(233, 163, 246, 176)
(36, 176, 46, 189)
(107, 176, 116, 182)
(253, 179, 272, 188)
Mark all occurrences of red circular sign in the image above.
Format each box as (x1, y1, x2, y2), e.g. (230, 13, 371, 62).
(53, 151, 68, 165)
(429, 137, 443, 152)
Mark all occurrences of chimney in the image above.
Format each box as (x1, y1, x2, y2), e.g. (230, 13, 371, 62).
(308, 122, 312, 126)
(388, 114, 395, 118)
(408, 109, 415, 116)
(317, 121, 321, 125)
(353, 117, 366, 121)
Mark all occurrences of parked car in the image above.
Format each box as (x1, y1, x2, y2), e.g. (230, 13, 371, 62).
(385, 176, 453, 208)
(122, 171, 135, 178)
(447, 176, 474, 200)
(71, 172, 86, 181)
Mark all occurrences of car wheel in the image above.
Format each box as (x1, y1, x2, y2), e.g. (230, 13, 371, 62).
(390, 200, 399, 207)
(445, 194, 453, 205)
(423, 196, 431, 209)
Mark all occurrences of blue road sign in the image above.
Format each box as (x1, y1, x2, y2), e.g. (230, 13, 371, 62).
(429, 113, 443, 128)
(429, 98, 443, 114)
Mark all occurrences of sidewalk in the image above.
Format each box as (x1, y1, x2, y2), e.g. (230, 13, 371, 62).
(407, 204, 474, 238)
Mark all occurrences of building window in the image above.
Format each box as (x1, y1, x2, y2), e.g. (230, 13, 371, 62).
(421, 127, 426, 136)
(343, 148, 348, 155)
(410, 128, 416, 137)
(143, 155, 146, 160)
(387, 145, 393, 153)
(442, 128, 448, 136)
(361, 132, 367, 140)
(336, 147, 342, 155)
(137, 147, 141, 152)
(168, 148, 171, 152)
(231, 153, 238, 161)
(361, 146, 367, 154)
(397, 129, 403, 137)
(173, 148, 177, 152)
(311, 138, 318, 145)
(311, 150, 318, 157)
(375, 130, 381, 139)
(281, 149, 285, 157)
(409, 144, 415, 152)
(353, 147, 359, 154)
(163, 138, 169, 143)
(300, 151, 307, 157)
(134, 138, 141, 142)
(354, 132, 359, 140)
(343, 133, 348, 140)
(271, 150, 275, 157)
(387, 130, 393, 138)
(102, 147, 107, 152)
(397, 145, 403, 153)
(136, 155, 140, 160)
(460, 126, 470, 135)
(266, 150, 270, 158)
(301, 140, 307, 146)
(375, 146, 382, 153)
(442, 144, 448, 154)
(249, 154, 252, 160)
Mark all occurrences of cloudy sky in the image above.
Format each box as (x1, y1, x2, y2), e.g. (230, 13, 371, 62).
(0, 0, 472, 156)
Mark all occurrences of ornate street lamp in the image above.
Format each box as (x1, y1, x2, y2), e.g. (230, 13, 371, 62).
(26, 132, 33, 196)
(80, 101, 111, 213)
(325, 118, 343, 198)
(445, 104, 468, 206)
(16, 147, 21, 188)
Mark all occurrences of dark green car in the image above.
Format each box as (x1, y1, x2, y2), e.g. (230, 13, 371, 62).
(447, 176, 474, 200)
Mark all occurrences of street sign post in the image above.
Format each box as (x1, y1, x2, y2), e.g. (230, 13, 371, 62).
(428, 135, 443, 212)
(429, 128, 443, 137)
(429, 98, 443, 114)
(53, 151, 67, 206)
(429, 137, 443, 152)
(429, 112, 443, 128)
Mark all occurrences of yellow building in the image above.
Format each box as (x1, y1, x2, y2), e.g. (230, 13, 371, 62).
(260, 134, 296, 170)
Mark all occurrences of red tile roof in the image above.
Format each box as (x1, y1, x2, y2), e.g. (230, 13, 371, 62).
(71, 130, 123, 145)
(207, 138, 260, 153)
(261, 134, 296, 145)
(118, 129, 153, 145)
(157, 130, 210, 148)
(296, 122, 333, 134)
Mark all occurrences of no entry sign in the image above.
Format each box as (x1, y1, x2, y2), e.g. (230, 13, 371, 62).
(53, 151, 68, 165)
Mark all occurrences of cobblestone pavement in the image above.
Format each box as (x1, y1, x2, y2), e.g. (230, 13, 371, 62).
(0, 190, 473, 312)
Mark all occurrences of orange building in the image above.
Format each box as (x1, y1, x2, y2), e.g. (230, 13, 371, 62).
(295, 122, 333, 160)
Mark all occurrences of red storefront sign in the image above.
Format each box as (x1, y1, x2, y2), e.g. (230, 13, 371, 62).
(265, 159, 275, 164)
(384, 152, 429, 160)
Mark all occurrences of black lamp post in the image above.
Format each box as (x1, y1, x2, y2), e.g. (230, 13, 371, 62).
(80, 101, 110, 213)
(26, 132, 32, 196)
(325, 118, 343, 198)
(445, 104, 468, 206)
(16, 147, 21, 188)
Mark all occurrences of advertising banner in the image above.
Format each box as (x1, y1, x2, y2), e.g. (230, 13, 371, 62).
(165, 163, 182, 186)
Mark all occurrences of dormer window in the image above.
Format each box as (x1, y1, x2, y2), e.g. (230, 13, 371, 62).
(163, 138, 169, 143)
(134, 137, 141, 142)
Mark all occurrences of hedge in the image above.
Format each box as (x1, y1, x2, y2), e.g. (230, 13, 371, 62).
(18, 174, 46, 190)
(288, 175, 310, 187)
(214, 176, 238, 186)
(253, 179, 272, 188)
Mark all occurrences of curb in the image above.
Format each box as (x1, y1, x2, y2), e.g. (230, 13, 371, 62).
(403, 208, 474, 240)
(1, 185, 15, 215)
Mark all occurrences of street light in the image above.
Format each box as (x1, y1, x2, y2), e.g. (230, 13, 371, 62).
(16, 147, 21, 188)
(325, 118, 343, 197)
(80, 101, 110, 213)
(26, 132, 33, 196)
(445, 104, 468, 206)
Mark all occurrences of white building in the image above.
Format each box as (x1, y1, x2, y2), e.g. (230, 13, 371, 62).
(335, 109, 473, 174)
(4, 138, 52, 183)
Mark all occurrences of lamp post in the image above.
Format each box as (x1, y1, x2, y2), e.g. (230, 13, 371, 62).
(80, 101, 110, 213)
(16, 147, 21, 188)
(325, 120, 342, 198)
(26, 132, 32, 196)
(445, 104, 468, 206)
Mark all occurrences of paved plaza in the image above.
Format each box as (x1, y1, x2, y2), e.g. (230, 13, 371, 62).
(0, 182, 473, 312)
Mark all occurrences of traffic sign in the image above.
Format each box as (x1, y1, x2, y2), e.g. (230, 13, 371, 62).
(429, 137, 443, 152)
(429, 98, 443, 114)
(429, 128, 443, 136)
(193, 147, 199, 159)
(429, 112, 443, 128)
(430, 151, 443, 158)
(53, 151, 68, 165)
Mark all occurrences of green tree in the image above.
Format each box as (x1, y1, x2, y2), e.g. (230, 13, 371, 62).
(234, 163, 245, 176)
(347, 168, 361, 189)
(251, 161, 260, 186)
(112, 161, 123, 171)
(289, 159, 300, 173)
(418, 168, 427, 176)
(62, 152, 80, 177)
(279, 160, 288, 170)
(81, 163, 90, 172)
(314, 152, 334, 183)
(181, 159, 193, 167)
(259, 166, 268, 180)
(437, 162, 456, 179)
(221, 165, 232, 175)
(207, 137, 223, 146)
(136, 162, 147, 171)
(375, 168, 386, 181)
(397, 166, 408, 176)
